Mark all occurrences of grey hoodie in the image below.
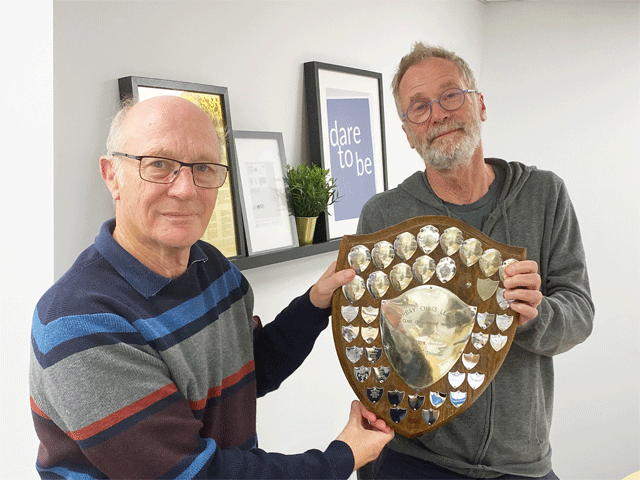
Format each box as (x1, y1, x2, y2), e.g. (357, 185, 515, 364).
(357, 158, 594, 478)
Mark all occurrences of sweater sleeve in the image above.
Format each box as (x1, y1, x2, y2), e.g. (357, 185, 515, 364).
(253, 288, 332, 397)
(513, 178, 595, 356)
(211, 440, 354, 479)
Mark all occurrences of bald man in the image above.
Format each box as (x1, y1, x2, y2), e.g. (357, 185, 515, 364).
(30, 96, 392, 479)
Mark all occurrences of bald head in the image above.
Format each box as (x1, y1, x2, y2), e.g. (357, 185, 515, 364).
(108, 96, 220, 158)
(124, 96, 213, 129)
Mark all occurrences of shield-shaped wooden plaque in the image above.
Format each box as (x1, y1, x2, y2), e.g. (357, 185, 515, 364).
(331, 216, 526, 438)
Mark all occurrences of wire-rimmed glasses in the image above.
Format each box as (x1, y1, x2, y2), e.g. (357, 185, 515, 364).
(112, 152, 229, 189)
(402, 88, 477, 124)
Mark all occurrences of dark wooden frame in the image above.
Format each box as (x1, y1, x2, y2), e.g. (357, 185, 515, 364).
(304, 62, 389, 242)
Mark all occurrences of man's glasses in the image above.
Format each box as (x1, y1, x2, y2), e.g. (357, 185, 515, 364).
(402, 88, 477, 125)
(112, 152, 229, 189)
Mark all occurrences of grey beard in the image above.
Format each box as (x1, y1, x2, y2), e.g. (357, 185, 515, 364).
(412, 119, 481, 172)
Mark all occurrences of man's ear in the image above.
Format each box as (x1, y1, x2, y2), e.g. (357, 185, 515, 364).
(402, 124, 416, 150)
(478, 93, 487, 122)
(100, 156, 121, 202)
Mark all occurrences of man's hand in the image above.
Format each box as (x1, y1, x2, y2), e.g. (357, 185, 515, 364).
(502, 260, 543, 326)
(336, 400, 394, 471)
(309, 261, 356, 309)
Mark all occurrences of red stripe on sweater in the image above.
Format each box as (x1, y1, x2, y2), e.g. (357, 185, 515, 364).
(30, 397, 51, 420)
(188, 360, 255, 411)
(67, 383, 178, 441)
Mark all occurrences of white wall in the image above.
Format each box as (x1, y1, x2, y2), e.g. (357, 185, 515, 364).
(0, 2, 53, 479)
(480, 3, 640, 479)
(2, 1, 638, 479)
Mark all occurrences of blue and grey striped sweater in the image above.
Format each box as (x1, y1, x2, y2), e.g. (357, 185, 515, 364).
(30, 219, 353, 479)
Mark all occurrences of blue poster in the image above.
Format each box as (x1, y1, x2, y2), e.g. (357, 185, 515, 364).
(326, 97, 377, 221)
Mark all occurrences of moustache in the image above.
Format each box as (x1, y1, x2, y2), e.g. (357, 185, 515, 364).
(426, 120, 467, 144)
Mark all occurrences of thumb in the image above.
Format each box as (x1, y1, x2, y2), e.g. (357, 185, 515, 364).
(310, 265, 356, 308)
(324, 267, 357, 292)
(346, 400, 364, 427)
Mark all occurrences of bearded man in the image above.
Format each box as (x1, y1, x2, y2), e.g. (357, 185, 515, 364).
(357, 43, 594, 480)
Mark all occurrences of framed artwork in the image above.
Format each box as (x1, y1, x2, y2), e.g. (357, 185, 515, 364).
(304, 62, 388, 240)
(118, 76, 246, 260)
(233, 131, 298, 255)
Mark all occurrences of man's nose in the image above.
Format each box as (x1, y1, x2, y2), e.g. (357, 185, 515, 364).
(168, 167, 198, 196)
(429, 101, 451, 123)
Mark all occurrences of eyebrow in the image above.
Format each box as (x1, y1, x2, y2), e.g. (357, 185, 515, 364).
(409, 81, 462, 104)
(140, 147, 175, 159)
(144, 150, 218, 163)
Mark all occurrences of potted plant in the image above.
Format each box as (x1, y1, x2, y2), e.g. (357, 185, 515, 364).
(285, 164, 339, 246)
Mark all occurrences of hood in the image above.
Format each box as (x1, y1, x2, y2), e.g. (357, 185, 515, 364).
(398, 158, 536, 242)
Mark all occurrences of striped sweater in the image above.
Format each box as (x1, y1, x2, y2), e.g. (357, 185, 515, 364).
(30, 220, 353, 479)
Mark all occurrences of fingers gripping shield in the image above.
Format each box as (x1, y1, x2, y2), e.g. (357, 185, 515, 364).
(332, 216, 526, 438)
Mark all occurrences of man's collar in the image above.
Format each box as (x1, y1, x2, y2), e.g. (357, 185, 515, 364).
(94, 219, 208, 298)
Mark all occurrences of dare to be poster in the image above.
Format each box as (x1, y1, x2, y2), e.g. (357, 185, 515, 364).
(326, 93, 377, 222)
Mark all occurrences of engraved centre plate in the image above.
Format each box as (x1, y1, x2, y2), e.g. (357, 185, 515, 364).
(380, 286, 475, 390)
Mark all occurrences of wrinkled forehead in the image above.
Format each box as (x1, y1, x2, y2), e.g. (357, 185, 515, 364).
(399, 58, 467, 103)
(121, 97, 220, 159)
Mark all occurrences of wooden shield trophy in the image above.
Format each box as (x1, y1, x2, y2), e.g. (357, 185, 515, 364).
(331, 216, 526, 438)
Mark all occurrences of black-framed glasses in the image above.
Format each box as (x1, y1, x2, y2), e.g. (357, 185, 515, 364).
(402, 88, 477, 125)
(112, 152, 229, 189)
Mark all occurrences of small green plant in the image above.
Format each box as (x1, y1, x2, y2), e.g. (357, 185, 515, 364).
(285, 164, 339, 217)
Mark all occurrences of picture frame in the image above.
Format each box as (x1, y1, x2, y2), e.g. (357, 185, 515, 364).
(118, 76, 247, 260)
(233, 131, 299, 255)
(304, 62, 388, 241)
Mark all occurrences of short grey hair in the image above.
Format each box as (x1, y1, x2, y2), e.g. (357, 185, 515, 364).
(391, 42, 478, 119)
(105, 97, 137, 180)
